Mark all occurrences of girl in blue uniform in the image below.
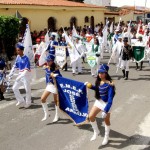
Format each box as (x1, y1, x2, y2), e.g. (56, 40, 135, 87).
(86, 64, 115, 145)
(41, 54, 62, 122)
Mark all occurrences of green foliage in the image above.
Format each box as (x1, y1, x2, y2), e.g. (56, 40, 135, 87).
(0, 16, 20, 39)
(0, 16, 20, 57)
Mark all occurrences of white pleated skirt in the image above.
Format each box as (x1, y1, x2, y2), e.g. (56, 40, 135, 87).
(94, 99, 111, 113)
(45, 83, 57, 94)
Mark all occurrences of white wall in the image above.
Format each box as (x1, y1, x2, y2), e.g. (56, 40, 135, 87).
(84, 0, 111, 6)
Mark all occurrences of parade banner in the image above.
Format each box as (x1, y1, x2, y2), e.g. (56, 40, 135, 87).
(55, 46, 67, 68)
(87, 53, 96, 68)
(133, 46, 145, 63)
(55, 76, 89, 125)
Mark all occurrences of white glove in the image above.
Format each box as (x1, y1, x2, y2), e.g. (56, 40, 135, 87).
(51, 73, 58, 78)
(84, 82, 88, 85)
(101, 112, 107, 119)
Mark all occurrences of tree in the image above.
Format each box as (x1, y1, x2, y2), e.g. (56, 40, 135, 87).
(0, 16, 20, 58)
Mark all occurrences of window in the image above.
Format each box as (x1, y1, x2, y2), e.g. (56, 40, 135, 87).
(85, 16, 89, 23)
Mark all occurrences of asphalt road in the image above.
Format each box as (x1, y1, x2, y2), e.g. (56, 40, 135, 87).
(0, 53, 150, 150)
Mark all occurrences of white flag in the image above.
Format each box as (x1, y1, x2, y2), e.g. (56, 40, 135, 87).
(110, 22, 113, 33)
(72, 25, 79, 37)
(45, 31, 50, 44)
(22, 24, 35, 80)
(22, 24, 34, 63)
(127, 20, 131, 36)
(39, 48, 47, 66)
(102, 21, 109, 47)
(116, 18, 121, 31)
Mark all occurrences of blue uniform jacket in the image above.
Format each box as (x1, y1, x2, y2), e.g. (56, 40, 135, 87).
(91, 82, 115, 113)
(14, 55, 30, 72)
(45, 68, 62, 85)
(58, 41, 69, 57)
(47, 40, 58, 56)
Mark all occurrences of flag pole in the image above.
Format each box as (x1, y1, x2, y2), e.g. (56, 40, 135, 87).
(133, 0, 135, 21)
(144, 0, 147, 24)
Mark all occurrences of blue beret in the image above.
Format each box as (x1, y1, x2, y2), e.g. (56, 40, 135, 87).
(16, 43, 24, 50)
(98, 64, 109, 73)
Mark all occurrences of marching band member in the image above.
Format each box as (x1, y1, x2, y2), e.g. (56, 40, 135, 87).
(80, 31, 87, 63)
(112, 35, 123, 68)
(98, 32, 104, 59)
(121, 37, 133, 80)
(85, 64, 115, 145)
(90, 38, 101, 77)
(113, 30, 120, 45)
(47, 35, 58, 57)
(41, 54, 62, 122)
(107, 29, 114, 53)
(134, 36, 145, 70)
(72, 37, 84, 75)
(8, 43, 32, 108)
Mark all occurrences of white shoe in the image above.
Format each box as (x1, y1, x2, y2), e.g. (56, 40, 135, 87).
(102, 135, 109, 145)
(42, 114, 49, 121)
(41, 103, 49, 121)
(52, 105, 59, 123)
(16, 101, 25, 106)
(90, 121, 100, 141)
(24, 103, 32, 108)
(102, 125, 110, 145)
(52, 115, 59, 123)
(90, 131, 100, 141)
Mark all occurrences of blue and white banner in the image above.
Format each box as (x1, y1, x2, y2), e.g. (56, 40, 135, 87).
(55, 76, 89, 125)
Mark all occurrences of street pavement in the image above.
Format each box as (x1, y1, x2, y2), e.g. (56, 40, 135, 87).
(0, 53, 150, 150)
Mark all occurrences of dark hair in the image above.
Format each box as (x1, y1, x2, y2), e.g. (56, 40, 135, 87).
(50, 62, 56, 72)
(95, 73, 115, 99)
(95, 38, 99, 46)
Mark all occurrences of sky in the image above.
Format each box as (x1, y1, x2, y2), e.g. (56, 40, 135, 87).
(111, 0, 150, 8)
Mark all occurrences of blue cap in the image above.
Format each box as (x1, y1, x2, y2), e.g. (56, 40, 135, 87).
(46, 54, 55, 62)
(16, 42, 24, 50)
(98, 64, 109, 73)
(50, 35, 55, 39)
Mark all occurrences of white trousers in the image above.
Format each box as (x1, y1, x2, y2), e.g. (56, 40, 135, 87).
(72, 58, 82, 73)
(91, 57, 100, 76)
(107, 41, 112, 53)
(121, 60, 130, 71)
(12, 76, 31, 105)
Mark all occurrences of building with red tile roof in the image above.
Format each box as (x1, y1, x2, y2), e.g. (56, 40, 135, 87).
(0, 0, 107, 31)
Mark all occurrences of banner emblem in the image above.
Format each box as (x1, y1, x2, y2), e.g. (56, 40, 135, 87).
(133, 46, 145, 63)
(87, 53, 96, 68)
(55, 46, 67, 68)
